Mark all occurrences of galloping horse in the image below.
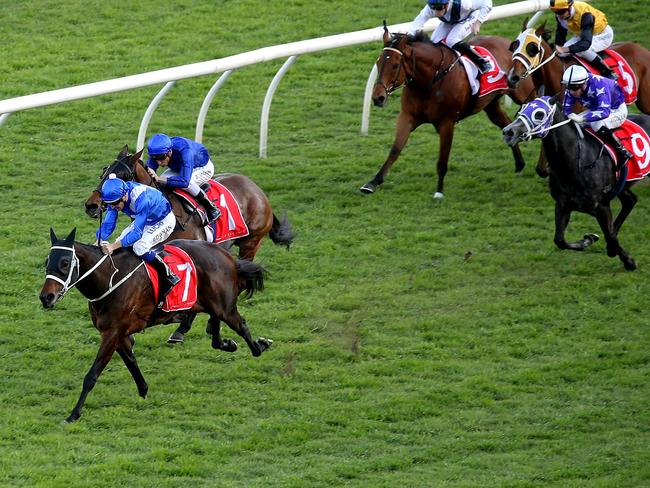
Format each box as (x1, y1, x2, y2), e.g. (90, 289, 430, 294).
(502, 95, 650, 270)
(40, 228, 272, 422)
(507, 23, 650, 113)
(85, 146, 294, 345)
(85, 146, 295, 261)
(361, 27, 539, 198)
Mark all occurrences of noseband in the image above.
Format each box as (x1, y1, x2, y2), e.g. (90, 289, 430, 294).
(376, 47, 407, 95)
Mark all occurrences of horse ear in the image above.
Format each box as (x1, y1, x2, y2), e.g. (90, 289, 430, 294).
(133, 148, 144, 162)
(50, 228, 58, 245)
(549, 93, 562, 106)
(64, 228, 77, 243)
(382, 20, 390, 44)
(118, 145, 129, 159)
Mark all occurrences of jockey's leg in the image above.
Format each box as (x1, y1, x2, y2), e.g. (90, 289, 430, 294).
(589, 54, 617, 80)
(189, 162, 221, 223)
(452, 41, 491, 73)
(143, 250, 180, 306)
(595, 127, 632, 170)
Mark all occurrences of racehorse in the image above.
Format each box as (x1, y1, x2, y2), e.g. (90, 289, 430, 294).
(360, 26, 539, 198)
(85, 146, 295, 261)
(39, 228, 272, 422)
(85, 146, 295, 344)
(502, 95, 650, 270)
(507, 23, 650, 177)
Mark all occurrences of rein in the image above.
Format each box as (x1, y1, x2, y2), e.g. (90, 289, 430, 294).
(46, 244, 143, 303)
(376, 47, 407, 95)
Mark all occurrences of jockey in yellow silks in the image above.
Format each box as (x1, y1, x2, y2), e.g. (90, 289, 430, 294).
(550, 0, 617, 80)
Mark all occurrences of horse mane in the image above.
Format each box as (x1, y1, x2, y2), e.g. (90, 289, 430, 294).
(406, 31, 431, 44)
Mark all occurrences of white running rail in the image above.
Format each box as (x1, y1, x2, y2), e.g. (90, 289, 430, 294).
(0, 1, 553, 158)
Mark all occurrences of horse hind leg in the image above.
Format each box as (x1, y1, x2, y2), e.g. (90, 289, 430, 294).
(484, 100, 526, 173)
(595, 204, 637, 271)
(209, 316, 238, 352)
(223, 310, 272, 357)
(167, 313, 197, 344)
(553, 204, 600, 251)
(613, 187, 638, 236)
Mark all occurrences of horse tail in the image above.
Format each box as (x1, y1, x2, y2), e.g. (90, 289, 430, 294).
(235, 259, 266, 298)
(269, 213, 296, 249)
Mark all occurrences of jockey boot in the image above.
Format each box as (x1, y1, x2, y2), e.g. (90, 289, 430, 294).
(452, 41, 491, 74)
(151, 254, 181, 306)
(596, 127, 632, 170)
(195, 189, 221, 223)
(590, 54, 618, 80)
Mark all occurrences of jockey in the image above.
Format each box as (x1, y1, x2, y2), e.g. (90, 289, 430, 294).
(146, 133, 221, 223)
(408, 0, 493, 74)
(96, 174, 181, 305)
(550, 0, 617, 80)
(562, 65, 632, 169)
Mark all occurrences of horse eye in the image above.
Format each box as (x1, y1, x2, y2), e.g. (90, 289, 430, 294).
(525, 43, 539, 57)
(60, 258, 70, 272)
(509, 40, 519, 52)
(532, 110, 545, 122)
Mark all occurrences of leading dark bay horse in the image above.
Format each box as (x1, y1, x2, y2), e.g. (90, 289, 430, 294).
(39, 228, 272, 422)
(502, 95, 650, 270)
(85, 146, 295, 344)
(360, 27, 539, 198)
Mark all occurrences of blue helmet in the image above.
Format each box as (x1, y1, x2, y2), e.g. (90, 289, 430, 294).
(428, 0, 449, 6)
(147, 133, 172, 156)
(101, 174, 127, 203)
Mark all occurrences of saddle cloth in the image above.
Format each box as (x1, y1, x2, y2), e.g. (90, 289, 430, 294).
(574, 50, 638, 105)
(173, 180, 249, 244)
(588, 119, 650, 181)
(144, 245, 198, 312)
(458, 46, 508, 97)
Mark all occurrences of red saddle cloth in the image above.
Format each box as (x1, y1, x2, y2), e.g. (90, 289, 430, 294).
(588, 120, 650, 181)
(575, 50, 638, 105)
(473, 46, 508, 97)
(145, 245, 198, 312)
(173, 180, 249, 244)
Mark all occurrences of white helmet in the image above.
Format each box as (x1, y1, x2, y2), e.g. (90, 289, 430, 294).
(562, 65, 589, 88)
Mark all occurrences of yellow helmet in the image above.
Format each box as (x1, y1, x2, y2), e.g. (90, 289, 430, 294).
(550, 0, 573, 12)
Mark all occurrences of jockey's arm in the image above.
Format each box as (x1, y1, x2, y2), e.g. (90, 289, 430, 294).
(408, 5, 433, 35)
(568, 13, 595, 54)
(472, 0, 492, 24)
(163, 147, 193, 189)
(555, 20, 568, 47)
(95, 208, 118, 243)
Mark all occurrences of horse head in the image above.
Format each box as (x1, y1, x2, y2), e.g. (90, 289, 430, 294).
(507, 22, 550, 88)
(372, 28, 412, 107)
(84, 146, 145, 218)
(502, 95, 559, 146)
(40, 228, 78, 309)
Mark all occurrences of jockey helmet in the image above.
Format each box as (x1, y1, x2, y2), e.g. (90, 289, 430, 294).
(428, 0, 449, 7)
(550, 0, 573, 12)
(101, 174, 127, 203)
(147, 133, 172, 157)
(562, 65, 589, 89)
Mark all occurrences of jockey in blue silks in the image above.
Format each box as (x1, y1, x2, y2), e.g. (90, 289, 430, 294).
(562, 65, 632, 168)
(96, 174, 180, 303)
(408, 0, 493, 74)
(146, 133, 221, 223)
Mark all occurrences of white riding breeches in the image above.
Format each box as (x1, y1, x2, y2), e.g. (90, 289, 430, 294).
(562, 25, 614, 61)
(118, 212, 176, 257)
(431, 21, 474, 46)
(590, 103, 628, 131)
(162, 160, 214, 196)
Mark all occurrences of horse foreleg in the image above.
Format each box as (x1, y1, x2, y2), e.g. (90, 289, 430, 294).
(484, 100, 525, 173)
(613, 187, 638, 236)
(167, 313, 197, 344)
(595, 204, 636, 270)
(66, 329, 119, 423)
(116, 335, 148, 399)
(223, 312, 272, 357)
(553, 204, 599, 251)
(209, 316, 237, 352)
(360, 112, 415, 194)
(535, 145, 549, 178)
(433, 120, 455, 199)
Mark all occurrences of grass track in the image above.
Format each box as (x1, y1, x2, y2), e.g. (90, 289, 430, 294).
(1, 1, 649, 486)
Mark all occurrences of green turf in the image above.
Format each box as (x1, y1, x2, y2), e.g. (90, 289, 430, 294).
(1, 1, 649, 486)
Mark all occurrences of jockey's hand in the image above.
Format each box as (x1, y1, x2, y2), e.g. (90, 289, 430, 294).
(147, 167, 157, 179)
(471, 21, 482, 35)
(555, 45, 570, 56)
(568, 113, 585, 124)
(100, 242, 114, 255)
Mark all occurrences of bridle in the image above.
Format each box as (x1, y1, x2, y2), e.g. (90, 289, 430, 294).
(375, 46, 407, 95)
(511, 29, 557, 81)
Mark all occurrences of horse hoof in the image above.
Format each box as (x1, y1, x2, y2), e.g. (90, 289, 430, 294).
(583, 233, 599, 244)
(433, 192, 444, 200)
(258, 337, 273, 350)
(624, 259, 637, 271)
(535, 167, 549, 178)
(167, 332, 185, 344)
(360, 183, 375, 194)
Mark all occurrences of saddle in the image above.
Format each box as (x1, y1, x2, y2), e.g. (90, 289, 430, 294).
(457, 46, 508, 98)
(587, 120, 650, 181)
